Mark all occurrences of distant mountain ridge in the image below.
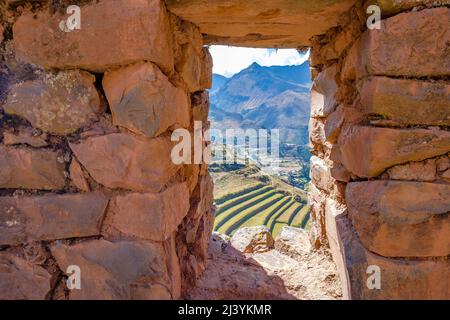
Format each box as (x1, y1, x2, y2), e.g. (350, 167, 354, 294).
(210, 62, 311, 146)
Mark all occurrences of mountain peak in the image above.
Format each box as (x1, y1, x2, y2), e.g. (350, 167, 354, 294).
(248, 62, 262, 68)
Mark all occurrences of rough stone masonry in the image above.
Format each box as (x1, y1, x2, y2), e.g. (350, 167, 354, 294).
(0, 0, 213, 299)
(0, 0, 449, 300)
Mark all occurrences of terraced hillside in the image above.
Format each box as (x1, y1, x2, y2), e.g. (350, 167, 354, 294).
(213, 170, 310, 238)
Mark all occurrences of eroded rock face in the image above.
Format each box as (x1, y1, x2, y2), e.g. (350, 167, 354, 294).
(0, 193, 109, 246)
(0, 251, 52, 300)
(310, 156, 334, 192)
(4, 71, 101, 135)
(50, 239, 180, 300)
(231, 226, 275, 254)
(166, 0, 358, 48)
(3, 128, 48, 148)
(192, 91, 210, 123)
(366, 0, 446, 16)
(103, 62, 190, 138)
(174, 22, 212, 92)
(0, 146, 65, 190)
(69, 158, 90, 192)
(386, 159, 437, 182)
(103, 183, 190, 242)
(346, 181, 450, 258)
(312, 65, 339, 117)
(343, 8, 450, 79)
(359, 77, 450, 126)
(13, 0, 174, 73)
(70, 133, 179, 192)
(339, 126, 450, 178)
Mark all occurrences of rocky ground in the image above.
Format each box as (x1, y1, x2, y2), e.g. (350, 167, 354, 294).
(186, 226, 342, 300)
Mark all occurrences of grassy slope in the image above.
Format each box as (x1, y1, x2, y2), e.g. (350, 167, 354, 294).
(240, 197, 293, 229)
(214, 190, 280, 230)
(216, 186, 273, 216)
(212, 164, 310, 236)
(218, 193, 284, 234)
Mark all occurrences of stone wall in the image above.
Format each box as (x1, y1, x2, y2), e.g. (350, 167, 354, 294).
(0, 0, 213, 299)
(309, 2, 450, 299)
(1, 0, 449, 301)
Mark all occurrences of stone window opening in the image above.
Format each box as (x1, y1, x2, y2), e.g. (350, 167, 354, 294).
(0, 0, 448, 300)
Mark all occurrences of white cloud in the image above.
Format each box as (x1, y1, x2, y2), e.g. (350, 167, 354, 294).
(208, 46, 310, 77)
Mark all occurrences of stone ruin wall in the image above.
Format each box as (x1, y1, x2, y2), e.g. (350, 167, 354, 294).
(308, 1, 449, 299)
(0, 0, 449, 300)
(0, 0, 214, 299)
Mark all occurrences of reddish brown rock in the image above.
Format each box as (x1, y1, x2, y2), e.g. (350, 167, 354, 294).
(343, 8, 450, 79)
(334, 214, 449, 299)
(182, 173, 214, 245)
(0, 251, 52, 300)
(13, 0, 173, 73)
(103, 183, 190, 242)
(69, 158, 90, 192)
(318, 24, 356, 61)
(166, 0, 357, 48)
(172, 16, 205, 92)
(200, 48, 213, 90)
(70, 133, 179, 192)
(437, 156, 450, 172)
(192, 91, 210, 123)
(387, 159, 437, 182)
(0, 193, 109, 245)
(310, 87, 325, 118)
(359, 77, 450, 126)
(309, 117, 330, 156)
(347, 181, 450, 257)
(324, 105, 345, 143)
(365, 0, 444, 16)
(175, 43, 202, 93)
(339, 126, 450, 178)
(103, 62, 190, 138)
(50, 239, 179, 300)
(324, 198, 348, 296)
(4, 71, 101, 135)
(0, 24, 3, 43)
(312, 65, 339, 117)
(191, 173, 214, 220)
(3, 128, 48, 148)
(184, 164, 200, 193)
(0, 146, 65, 190)
(442, 169, 450, 181)
(308, 183, 327, 247)
(330, 163, 351, 183)
(330, 144, 343, 164)
(176, 174, 214, 293)
(310, 156, 334, 192)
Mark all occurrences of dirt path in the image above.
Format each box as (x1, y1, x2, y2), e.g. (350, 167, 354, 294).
(186, 229, 342, 300)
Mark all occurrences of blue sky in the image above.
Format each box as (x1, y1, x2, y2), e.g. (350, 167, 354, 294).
(209, 46, 310, 78)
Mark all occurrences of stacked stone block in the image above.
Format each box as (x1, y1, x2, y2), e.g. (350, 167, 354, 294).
(0, 0, 213, 299)
(309, 2, 449, 299)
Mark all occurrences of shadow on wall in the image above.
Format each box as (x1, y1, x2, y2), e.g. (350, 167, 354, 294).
(185, 233, 297, 300)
